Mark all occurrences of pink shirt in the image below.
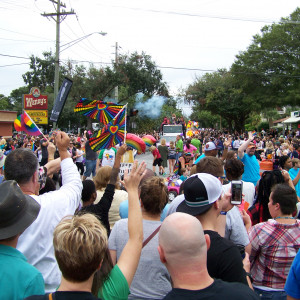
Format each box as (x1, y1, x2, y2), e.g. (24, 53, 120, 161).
(183, 144, 197, 157)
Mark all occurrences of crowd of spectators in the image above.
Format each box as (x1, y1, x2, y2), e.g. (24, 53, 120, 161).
(0, 122, 299, 300)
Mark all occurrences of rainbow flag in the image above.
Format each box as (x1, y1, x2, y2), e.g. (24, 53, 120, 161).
(89, 107, 126, 151)
(74, 98, 124, 125)
(14, 115, 24, 131)
(173, 162, 179, 175)
(21, 111, 43, 136)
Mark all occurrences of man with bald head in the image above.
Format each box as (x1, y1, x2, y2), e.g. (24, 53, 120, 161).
(158, 213, 259, 300)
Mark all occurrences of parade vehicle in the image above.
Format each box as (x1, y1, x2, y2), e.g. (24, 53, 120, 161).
(160, 124, 183, 145)
(167, 175, 182, 201)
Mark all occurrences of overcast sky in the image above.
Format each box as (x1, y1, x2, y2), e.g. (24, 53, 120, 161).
(0, 0, 299, 102)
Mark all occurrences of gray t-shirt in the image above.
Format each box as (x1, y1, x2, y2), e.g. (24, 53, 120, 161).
(109, 219, 172, 300)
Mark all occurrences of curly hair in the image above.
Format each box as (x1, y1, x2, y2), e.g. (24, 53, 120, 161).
(140, 177, 168, 215)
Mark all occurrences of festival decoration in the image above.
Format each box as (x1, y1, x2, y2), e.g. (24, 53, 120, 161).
(89, 108, 126, 151)
(125, 133, 146, 154)
(74, 98, 123, 125)
(173, 162, 179, 175)
(21, 111, 43, 136)
(14, 115, 24, 131)
(186, 130, 193, 137)
(142, 134, 156, 147)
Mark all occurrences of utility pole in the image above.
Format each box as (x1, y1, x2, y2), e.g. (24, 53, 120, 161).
(114, 42, 119, 103)
(41, 0, 75, 106)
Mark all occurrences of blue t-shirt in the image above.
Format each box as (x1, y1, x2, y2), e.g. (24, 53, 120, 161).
(289, 168, 300, 197)
(239, 153, 260, 186)
(194, 153, 206, 164)
(119, 201, 170, 222)
(285, 250, 300, 299)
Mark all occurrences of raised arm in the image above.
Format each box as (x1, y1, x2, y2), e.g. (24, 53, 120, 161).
(116, 161, 146, 286)
(44, 158, 61, 176)
(238, 132, 253, 159)
(109, 145, 126, 185)
(221, 138, 232, 161)
(94, 145, 128, 231)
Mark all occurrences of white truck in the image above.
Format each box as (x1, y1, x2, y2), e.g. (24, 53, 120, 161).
(160, 124, 183, 145)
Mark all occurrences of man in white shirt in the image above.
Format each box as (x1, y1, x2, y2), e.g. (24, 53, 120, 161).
(4, 131, 82, 292)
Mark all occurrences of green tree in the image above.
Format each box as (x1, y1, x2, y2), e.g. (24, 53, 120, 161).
(190, 109, 220, 129)
(21, 51, 169, 130)
(116, 51, 169, 103)
(0, 94, 13, 110)
(185, 70, 257, 132)
(231, 8, 300, 108)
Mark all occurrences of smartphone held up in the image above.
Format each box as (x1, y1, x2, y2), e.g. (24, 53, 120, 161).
(231, 180, 243, 205)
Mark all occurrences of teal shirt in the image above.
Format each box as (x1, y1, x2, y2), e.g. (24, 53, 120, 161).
(289, 168, 300, 197)
(0, 244, 45, 300)
(240, 153, 260, 186)
(194, 153, 206, 164)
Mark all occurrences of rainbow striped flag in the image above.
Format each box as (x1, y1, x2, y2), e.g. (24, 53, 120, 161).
(14, 115, 25, 131)
(21, 111, 43, 136)
(89, 106, 126, 151)
(173, 162, 179, 175)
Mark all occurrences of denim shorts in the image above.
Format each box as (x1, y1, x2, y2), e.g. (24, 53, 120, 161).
(254, 287, 287, 300)
(84, 159, 96, 177)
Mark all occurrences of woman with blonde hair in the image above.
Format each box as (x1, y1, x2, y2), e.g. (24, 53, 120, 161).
(94, 165, 128, 229)
(149, 145, 165, 175)
(26, 161, 147, 300)
(168, 140, 176, 174)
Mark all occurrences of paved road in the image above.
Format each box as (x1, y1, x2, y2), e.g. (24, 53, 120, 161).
(135, 150, 171, 177)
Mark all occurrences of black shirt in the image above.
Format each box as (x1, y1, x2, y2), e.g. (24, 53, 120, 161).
(79, 183, 115, 236)
(85, 141, 97, 160)
(205, 230, 248, 285)
(163, 279, 258, 300)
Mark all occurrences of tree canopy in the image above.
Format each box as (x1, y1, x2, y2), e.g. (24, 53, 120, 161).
(10, 50, 170, 129)
(231, 8, 300, 108)
(185, 70, 257, 132)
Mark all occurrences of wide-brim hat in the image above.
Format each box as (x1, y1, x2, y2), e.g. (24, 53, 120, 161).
(0, 180, 40, 239)
(177, 173, 222, 216)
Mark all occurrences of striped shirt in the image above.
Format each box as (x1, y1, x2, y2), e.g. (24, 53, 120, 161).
(249, 219, 300, 289)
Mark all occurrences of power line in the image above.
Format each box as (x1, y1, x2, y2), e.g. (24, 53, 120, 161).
(1, 53, 299, 79)
(0, 62, 29, 67)
(0, 27, 54, 41)
(97, 4, 300, 24)
(0, 53, 30, 59)
(0, 37, 54, 43)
